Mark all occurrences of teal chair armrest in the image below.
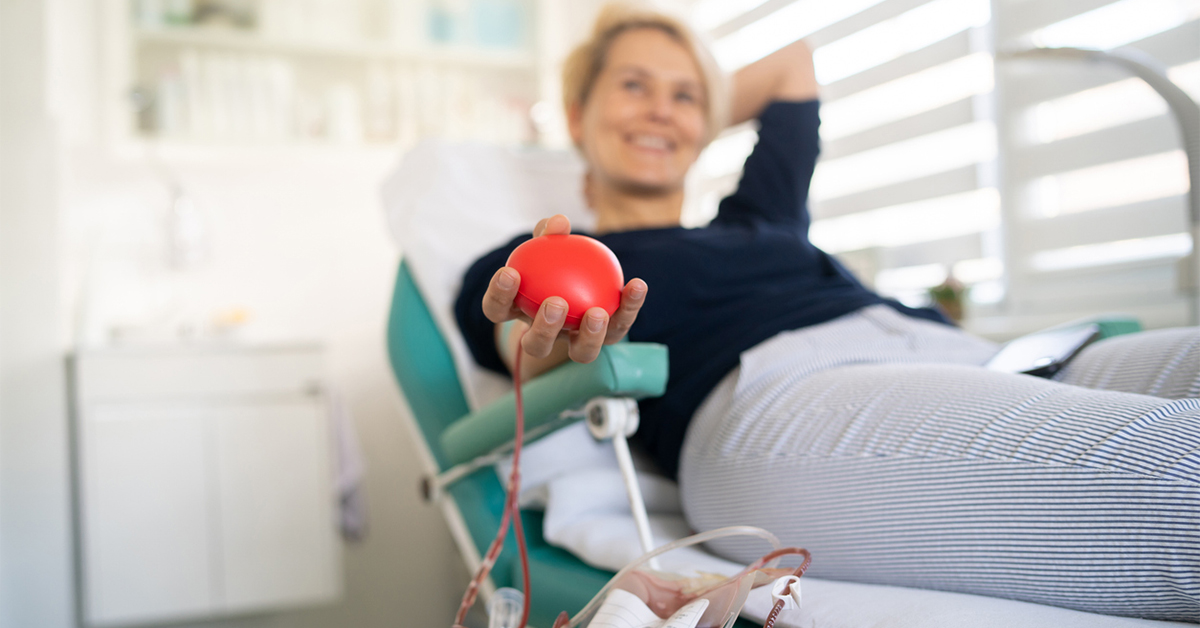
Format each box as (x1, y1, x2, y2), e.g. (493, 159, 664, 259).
(440, 342, 668, 466)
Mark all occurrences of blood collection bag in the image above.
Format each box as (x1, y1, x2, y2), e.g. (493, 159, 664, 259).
(563, 527, 810, 628)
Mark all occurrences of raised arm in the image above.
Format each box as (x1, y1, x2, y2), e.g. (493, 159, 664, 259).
(728, 40, 819, 127)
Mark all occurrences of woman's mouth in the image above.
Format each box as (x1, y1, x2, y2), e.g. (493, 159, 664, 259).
(627, 133, 674, 152)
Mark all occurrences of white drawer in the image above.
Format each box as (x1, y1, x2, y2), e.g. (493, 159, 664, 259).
(74, 344, 325, 403)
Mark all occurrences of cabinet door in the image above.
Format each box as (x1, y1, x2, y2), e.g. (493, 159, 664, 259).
(81, 405, 216, 626)
(213, 400, 340, 612)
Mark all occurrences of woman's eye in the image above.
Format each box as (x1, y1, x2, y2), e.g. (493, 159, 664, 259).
(623, 79, 644, 92)
(675, 91, 696, 104)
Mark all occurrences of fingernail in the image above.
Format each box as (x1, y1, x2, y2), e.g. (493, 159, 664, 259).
(544, 301, 565, 324)
(631, 283, 646, 299)
(497, 269, 515, 290)
(586, 314, 604, 333)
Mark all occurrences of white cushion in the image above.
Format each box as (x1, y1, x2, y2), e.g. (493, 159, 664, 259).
(381, 139, 595, 410)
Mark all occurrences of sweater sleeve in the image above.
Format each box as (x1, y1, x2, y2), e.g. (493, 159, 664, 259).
(712, 100, 821, 230)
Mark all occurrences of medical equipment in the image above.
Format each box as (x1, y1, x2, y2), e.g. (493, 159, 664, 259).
(453, 340, 534, 628)
(564, 526, 810, 628)
(489, 588, 526, 628)
(453, 237, 657, 625)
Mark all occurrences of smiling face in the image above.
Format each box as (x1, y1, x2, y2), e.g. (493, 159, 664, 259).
(568, 27, 708, 197)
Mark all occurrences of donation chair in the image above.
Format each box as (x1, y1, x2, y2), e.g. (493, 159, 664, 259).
(387, 260, 673, 626)
(382, 140, 1163, 628)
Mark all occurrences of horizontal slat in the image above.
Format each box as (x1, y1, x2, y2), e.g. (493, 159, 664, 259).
(1002, 20, 1200, 108)
(1019, 281, 1185, 315)
(824, 29, 973, 101)
(996, 0, 1118, 43)
(1018, 257, 1182, 306)
(1018, 195, 1188, 252)
(1009, 114, 1180, 179)
(1129, 19, 1200, 66)
(879, 232, 983, 268)
(968, 301, 1191, 340)
(811, 164, 979, 219)
(805, 0, 934, 49)
(822, 97, 976, 160)
(1021, 251, 1183, 281)
(708, 0, 799, 40)
(999, 61, 1129, 111)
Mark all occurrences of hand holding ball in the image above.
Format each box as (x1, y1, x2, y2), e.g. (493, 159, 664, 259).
(505, 235, 624, 331)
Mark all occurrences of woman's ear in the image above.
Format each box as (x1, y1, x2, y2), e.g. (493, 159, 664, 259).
(566, 101, 585, 147)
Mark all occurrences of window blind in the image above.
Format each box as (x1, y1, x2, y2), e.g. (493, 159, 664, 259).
(686, 0, 1199, 336)
(991, 0, 1200, 334)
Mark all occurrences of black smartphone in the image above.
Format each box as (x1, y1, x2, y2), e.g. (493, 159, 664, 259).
(985, 323, 1101, 378)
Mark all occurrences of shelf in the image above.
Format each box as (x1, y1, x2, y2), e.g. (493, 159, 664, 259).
(104, 137, 407, 165)
(135, 27, 536, 70)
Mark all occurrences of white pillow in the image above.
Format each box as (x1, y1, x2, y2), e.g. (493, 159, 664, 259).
(381, 139, 596, 410)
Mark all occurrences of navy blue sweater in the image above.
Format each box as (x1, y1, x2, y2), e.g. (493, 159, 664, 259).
(455, 101, 947, 478)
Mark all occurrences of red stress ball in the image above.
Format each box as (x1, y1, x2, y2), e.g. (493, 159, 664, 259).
(506, 234, 624, 331)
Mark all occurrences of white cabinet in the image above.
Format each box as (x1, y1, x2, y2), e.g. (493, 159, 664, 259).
(73, 344, 341, 627)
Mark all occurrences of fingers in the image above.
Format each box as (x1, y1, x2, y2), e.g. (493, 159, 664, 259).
(532, 214, 572, 238)
(522, 297, 568, 358)
(482, 267, 521, 323)
(606, 278, 647, 344)
(569, 308, 609, 364)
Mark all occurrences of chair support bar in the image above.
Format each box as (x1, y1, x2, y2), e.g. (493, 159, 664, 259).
(584, 397, 661, 571)
(422, 409, 585, 503)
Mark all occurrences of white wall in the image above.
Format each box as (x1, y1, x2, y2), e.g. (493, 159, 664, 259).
(6, 1, 676, 626)
(58, 146, 471, 628)
(0, 0, 76, 627)
(10, 0, 472, 626)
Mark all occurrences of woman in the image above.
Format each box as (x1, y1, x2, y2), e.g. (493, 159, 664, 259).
(454, 4, 1200, 621)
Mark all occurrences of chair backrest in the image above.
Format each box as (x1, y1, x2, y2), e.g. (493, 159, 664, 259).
(386, 260, 470, 472)
(381, 139, 592, 410)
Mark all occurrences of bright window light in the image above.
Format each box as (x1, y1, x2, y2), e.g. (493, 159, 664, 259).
(1033, 150, 1189, 217)
(953, 257, 1004, 283)
(1169, 59, 1200, 101)
(968, 280, 1005, 304)
(712, 0, 888, 70)
(1025, 61, 1200, 143)
(696, 127, 759, 178)
(811, 121, 996, 200)
(692, 0, 770, 31)
(820, 53, 993, 140)
(811, 187, 1000, 253)
(1032, 0, 1200, 49)
(876, 263, 948, 295)
(1030, 233, 1192, 272)
(1026, 78, 1165, 143)
(814, 0, 990, 85)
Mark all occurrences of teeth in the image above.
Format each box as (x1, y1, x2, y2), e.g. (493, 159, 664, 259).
(632, 135, 669, 150)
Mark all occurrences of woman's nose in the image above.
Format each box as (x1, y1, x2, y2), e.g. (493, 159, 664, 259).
(647, 89, 674, 122)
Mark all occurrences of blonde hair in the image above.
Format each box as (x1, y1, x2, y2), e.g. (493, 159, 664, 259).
(561, 3, 729, 147)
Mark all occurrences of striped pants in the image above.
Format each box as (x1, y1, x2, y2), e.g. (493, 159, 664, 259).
(679, 305, 1200, 622)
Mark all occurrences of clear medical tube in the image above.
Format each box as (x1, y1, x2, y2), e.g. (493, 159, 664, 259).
(488, 587, 525, 628)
